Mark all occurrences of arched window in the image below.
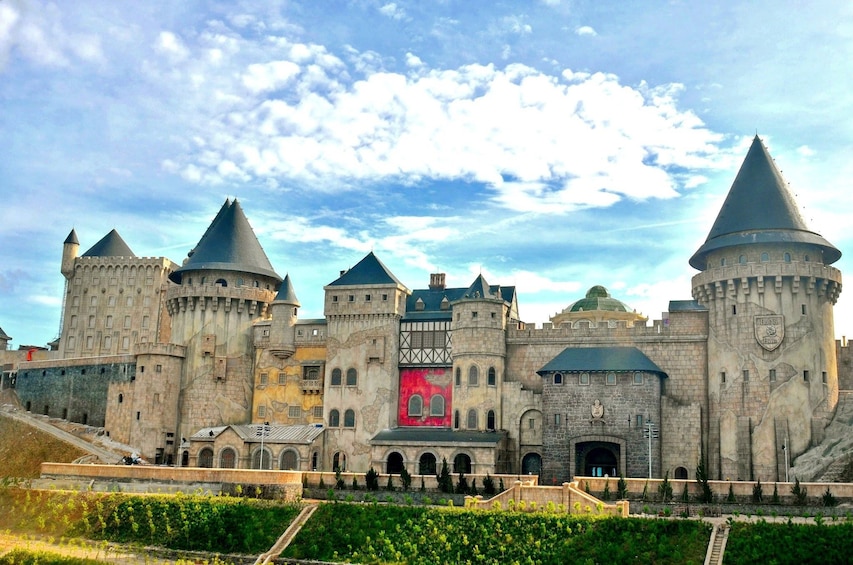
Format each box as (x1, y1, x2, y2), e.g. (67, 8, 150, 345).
(331, 368, 342, 386)
(215, 278, 227, 287)
(329, 409, 340, 427)
(408, 395, 423, 417)
(554, 373, 563, 385)
(804, 254, 810, 262)
(455, 367, 461, 386)
(674, 466, 689, 480)
(454, 410, 460, 429)
(430, 395, 445, 417)
(720, 257, 727, 267)
(280, 450, 298, 470)
(253, 448, 271, 469)
(219, 448, 237, 469)
(467, 409, 478, 430)
(311, 451, 318, 471)
(387, 452, 404, 474)
(738, 254, 746, 264)
(487, 410, 496, 430)
(118, 394, 123, 404)
(784, 252, 792, 263)
(760, 252, 769, 262)
(236, 278, 244, 286)
(344, 409, 355, 427)
(488, 367, 496, 386)
(198, 448, 214, 468)
(346, 368, 358, 386)
(419, 452, 437, 475)
(453, 453, 471, 474)
(333, 451, 347, 472)
(468, 365, 479, 386)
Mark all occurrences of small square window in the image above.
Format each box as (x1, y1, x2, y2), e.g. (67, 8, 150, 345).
(382, 294, 388, 301)
(365, 294, 371, 301)
(472, 311, 478, 318)
(491, 312, 496, 318)
(288, 406, 301, 418)
(348, 295, 355, 302)
(313, 406, 324, 418)
(332, 295, 338, 302)
(260, 373, 269, 385)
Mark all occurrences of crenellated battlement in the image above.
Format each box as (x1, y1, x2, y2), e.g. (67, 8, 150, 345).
(508, 312, 707, 344)
(692, 261, 842, 304)
(134, 342, 186, 358)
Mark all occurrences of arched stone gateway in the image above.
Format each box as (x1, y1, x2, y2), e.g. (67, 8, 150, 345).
(576, 441, 619, 477)
(387, 451, 404, 474)
(521, 452, 542, 476)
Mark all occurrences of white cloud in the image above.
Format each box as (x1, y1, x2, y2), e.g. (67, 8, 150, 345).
(379, 3, 406, 21)
(155, 31, 189, 61)
(575, 25, 597, 37)
(796, 145, 815, 157)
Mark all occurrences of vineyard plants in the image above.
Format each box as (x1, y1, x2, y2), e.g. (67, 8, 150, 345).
(282, 502, 712, 564)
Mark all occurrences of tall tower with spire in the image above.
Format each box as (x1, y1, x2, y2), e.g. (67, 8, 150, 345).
(691, 136, 842, 481)
(165, 199, 282, 442)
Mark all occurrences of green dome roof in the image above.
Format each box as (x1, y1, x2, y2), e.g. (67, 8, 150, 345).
(567, 286, 631, 313)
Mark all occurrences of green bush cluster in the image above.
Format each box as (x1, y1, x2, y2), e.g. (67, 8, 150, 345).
(282, 503, 711, 564)
(726, 521, 853, 564)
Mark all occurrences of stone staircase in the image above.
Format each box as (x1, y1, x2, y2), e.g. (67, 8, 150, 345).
(704, 522, 729, 565)
(253, 503, 318, 565)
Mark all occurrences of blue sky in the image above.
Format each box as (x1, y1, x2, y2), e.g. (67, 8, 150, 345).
(2, 0, 853, 348)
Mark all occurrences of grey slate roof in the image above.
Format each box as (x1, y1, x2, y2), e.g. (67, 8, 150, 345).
(668, 300, 707, 312)
(0, 326, 10, 340)
(537, 346, 667, 377)
(82, 229, 136, 257)
(274, 274, 300, 306)
(191, 424, 324, 444)
(402, 276, 516, 321)
(690, 136, 841, 270)
(170, 199, 282, 284)
(371, 427, 507, 445)
(327, 252, 406, 287)
(64, 229, 79, 245)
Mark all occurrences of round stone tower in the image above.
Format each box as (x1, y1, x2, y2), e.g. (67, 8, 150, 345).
(165, 199, 282, 441)
(450, 275, 509, 436)
(690, 136, 842, 481)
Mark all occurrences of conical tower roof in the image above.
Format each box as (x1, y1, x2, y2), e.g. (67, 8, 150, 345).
(0, 326, 10, 341)
(82, 229, 135, 257)
(464, 274, 498, 300)
(327, 252, 405, 287)
(274, 274, 300, 306)
(169, 199, 282, 284)
(690, 136, 840, 270)
(64, 229, 79, 245)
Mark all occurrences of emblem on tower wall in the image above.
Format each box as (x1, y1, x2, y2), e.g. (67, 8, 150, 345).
(755, 315, 784, 351)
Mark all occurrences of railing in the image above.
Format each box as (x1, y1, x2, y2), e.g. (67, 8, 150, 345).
(464, 480, 629, 517)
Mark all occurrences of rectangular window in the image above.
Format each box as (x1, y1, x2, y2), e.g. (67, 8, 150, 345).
(804, 370, 810, 382)
(382, 294, 388, 301)
(528, 418, 535, 430)
(365, 294, 371, 301)
(472, 311, 478, 318)
(743, 370, 749, 382)
(278, 373, 287, 385)
(258, 405, 266, 418)
(88, 315, 95, 328)
(332, 295, 338, 302)
(554, 413, 561, 426)
(732, 305, 737, 315)
(636, 414, 644, 427)
(303, 366, 320, 380)
(313, 406, 324, 419)
(108, 296, 116, 306)
(136, 412, 140, 420)
(822, 371, 828, 384)
(86, 336, 94, 349)
(348, 295, 354, 302)
(156, 365, 162, 373)
(721, 371, 726, 383)
(70, 315, 78, 328)
(105, 315, 113, 329)
(90, 296, 97, 306)
(124, 316, 131, 329)
(769, 369, 776, 382)
(288, 406, 301, 418)
(802, 304, 807, 315)
(260, 372, 269, 385)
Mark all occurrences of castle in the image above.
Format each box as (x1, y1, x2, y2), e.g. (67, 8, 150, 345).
(0, 136, 844, 484)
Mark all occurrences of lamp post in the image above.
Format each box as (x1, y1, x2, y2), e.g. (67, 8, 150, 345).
(644, 418, 658, 478)
(783, 432, 790, 483)
(256, 421, 270, 469)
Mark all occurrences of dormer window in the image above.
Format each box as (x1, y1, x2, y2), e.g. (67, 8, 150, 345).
(440, 297, 450, 310)
(415, 298, 425, 311)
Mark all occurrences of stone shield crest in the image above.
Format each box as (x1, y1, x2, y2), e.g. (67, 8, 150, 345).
(755, 315, 784, 351)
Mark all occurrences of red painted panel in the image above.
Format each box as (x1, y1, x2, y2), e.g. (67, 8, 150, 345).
(398, 367, 452, 427)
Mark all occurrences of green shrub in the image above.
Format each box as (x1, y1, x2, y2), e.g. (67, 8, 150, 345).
(617, 476, 628, 500)
(400, 467, 412, 491)
(658, 471, 673, 502)
(791, 478, 808, 506)
(822, 487, 838, 507)
(483, 474, 496, 496)
(365, 467, 380, 491)
(752, 479, 763, 504)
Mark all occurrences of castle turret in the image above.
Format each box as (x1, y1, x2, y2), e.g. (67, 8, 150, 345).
(450, 275, 511, 437)
(165, 199, 282, 442)
(691, 136, 842, 481)
(61, 229, 79, 279)
(269, 274, 300, 359)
